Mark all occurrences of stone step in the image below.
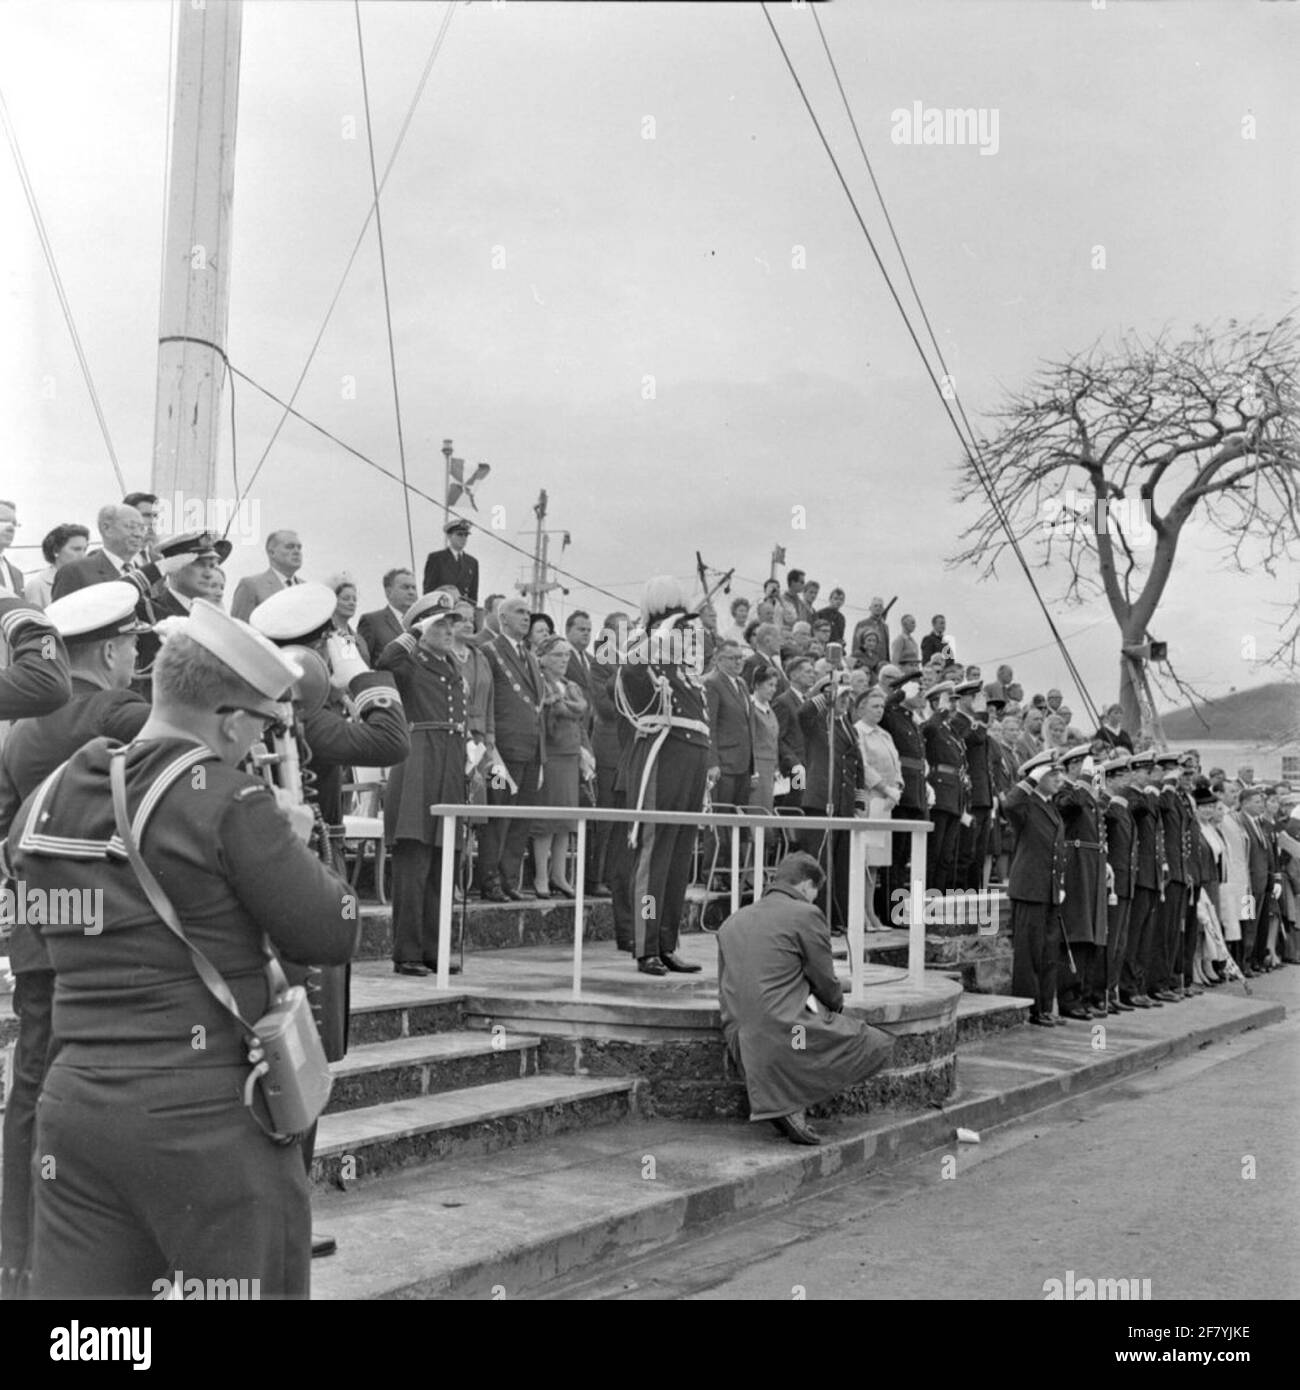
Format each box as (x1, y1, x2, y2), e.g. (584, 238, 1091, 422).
(954, 992, 1032, 1043)
(311, 1074, 638, 1187)
(326, 1031, 541, 1113)
(355, 888, 716, 963)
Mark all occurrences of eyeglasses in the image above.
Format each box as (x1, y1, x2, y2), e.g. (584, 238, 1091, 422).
(217, 705, 283, 735)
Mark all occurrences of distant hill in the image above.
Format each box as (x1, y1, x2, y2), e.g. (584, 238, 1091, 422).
(1161, 681, 1300, 746)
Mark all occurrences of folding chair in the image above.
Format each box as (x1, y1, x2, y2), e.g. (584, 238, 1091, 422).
(340, 764, 389, 904)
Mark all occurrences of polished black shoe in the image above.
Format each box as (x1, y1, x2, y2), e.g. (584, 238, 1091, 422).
(480, 883, 509, 903)
(1185, 984, 1205, 996)
(1029, 1012, 1055, 1027)
(311, 1232, 338, 1259)
(660, 952, 702, 973)
(422, 961, 461, 976)
(586, 881, 612, 899)
(771, 1111, 822, 1146)
(1121, 994, 1151, 1008)
(1152, 989, 1182, 1003)
(1059, 1005, 1092, 1020)
(503, 886, 527, 902)
(394, 961, 430, 976)
(1111, 997, 1136, 1012)
(637, 956, 669, 976)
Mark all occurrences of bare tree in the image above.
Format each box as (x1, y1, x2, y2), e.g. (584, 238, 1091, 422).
(950, 316, 1300, 735)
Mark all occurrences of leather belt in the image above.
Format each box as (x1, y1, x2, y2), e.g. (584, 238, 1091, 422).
(899, 756, 926, 771)
(1064, 839, 1101, 850)
(932, 763, 962, 775)
(410, 720, 466, 734)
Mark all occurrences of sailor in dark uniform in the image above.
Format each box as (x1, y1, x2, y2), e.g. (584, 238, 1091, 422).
(1002, 750, 1066, 1026)
(374, 590, 468, 975)
(878, 664, 926, 901)
(6, 601, 358, 1299)
(249, 582, 410, 1259)
(1120, 749, 1165, 1008)
(1101, 752, 1137, 1014)
(615, 577, 710, 976)
(0, 591, 94, 1297)
(950, 678, 993, 890)
(1153, 751, 1191, 1001)
(921, 681, 966, 892)
(1053, 745, 1109, 1018)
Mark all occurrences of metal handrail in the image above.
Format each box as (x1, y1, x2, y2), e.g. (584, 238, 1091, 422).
(428, 803, 931, 999)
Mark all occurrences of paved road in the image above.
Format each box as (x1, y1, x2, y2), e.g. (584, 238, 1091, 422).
(555, 970, 1299, 1301)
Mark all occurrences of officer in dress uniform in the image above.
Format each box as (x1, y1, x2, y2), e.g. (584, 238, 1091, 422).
(249, 582, 410, 1259)
(422, 518, 480, 603)
(374, 590, 469, 975)
(140, 531, 234, 684)
(1119, 749, 1165, 1008)
(0, 589, 112, 1298)
(0, 594, 72, 750)
(1177, 755, 1207, 998)
(1002, 750, 1067, 1026)
(1153, 750, 1191, 1002)
(1054, 745, 1109, 1019)
(1101, 752, 1137, 1014)
(921, 681, 967, 892)
(615, 577, 710, 977)
(878, 665, 926, 900)
(5, 601, 358, 1299)
(950, 679, 993, 890)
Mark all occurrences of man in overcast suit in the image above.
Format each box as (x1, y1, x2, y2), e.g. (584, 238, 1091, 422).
(358, 567, 418, 658)
(230, 530, 304, 621)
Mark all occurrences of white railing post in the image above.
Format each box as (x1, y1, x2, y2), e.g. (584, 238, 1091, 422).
(847, 826, 866, 1001)
(753, 823, 765, 898)
(437, 811, 457, 989)
(730, 822, 742, 915)
(572, 817, 586, 999)
(909, 826, 927, 989)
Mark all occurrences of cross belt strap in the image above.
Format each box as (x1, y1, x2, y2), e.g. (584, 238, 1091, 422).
(1064, 839, 1102, 850)
(109, 750, 293, 1140)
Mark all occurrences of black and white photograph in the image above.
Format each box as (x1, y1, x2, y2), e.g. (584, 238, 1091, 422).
(1, 0, 1297, 1344)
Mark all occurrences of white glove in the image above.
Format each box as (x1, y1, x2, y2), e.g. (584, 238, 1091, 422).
(152, 615, 188, 644)
(273, 788, 314, 843)
(326, 634, 369, 689)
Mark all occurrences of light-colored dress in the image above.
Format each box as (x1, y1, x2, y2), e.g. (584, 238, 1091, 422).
(751, 698, 779, 812)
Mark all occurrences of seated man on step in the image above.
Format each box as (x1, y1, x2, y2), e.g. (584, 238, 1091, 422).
(716, 852, 894, 1146)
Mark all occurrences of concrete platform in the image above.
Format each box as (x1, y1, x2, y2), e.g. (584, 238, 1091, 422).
(309, 984, 1286, 1299)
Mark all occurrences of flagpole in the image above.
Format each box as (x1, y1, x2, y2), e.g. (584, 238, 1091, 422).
(442, 438, 453, 528)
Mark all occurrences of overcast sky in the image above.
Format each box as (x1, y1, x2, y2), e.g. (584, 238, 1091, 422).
(3, 0, 1297, 716)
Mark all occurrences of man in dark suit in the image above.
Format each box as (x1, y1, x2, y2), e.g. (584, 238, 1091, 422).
(798, 674, 864, 928)
(0, 499, 24, 596)
(423, 519, 479, 602)
(773, 656, 815, 807)
(477, 595, 544, 900)
(50, 505, 149, 600)
(1238, 783, 1276, 975)
(704, 640, 755, 808)
(585, 612, 628, 906)
(920, 614, 953, 665)
(1002, 750, 1067, 1026)
(1101, 754, 1137, 1014)
(742, 623, 788, 694)
(230, 530, 304, 621)
(357, 567, 418, 658)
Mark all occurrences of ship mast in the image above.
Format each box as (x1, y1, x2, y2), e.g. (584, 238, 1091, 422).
(151, 0, 243, 514)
